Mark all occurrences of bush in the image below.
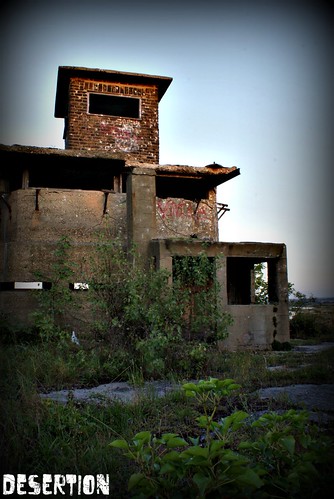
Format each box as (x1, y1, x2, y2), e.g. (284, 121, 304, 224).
(272, 339, 292, 351)
(86, 234, 232, 376)
(290, 311, 332, 339)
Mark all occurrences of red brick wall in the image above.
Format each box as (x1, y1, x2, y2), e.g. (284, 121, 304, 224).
(66, 78, 160, 163)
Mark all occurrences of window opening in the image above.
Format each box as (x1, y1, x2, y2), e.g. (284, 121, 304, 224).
(28, 165, 119, 191)
(88, 93, 140, 118)
(121, 173, 128, 193)
(227, 257, 279, 305)
(254, 262, 269, 304)
(156, 177, 209, 201)
(227, 258, 252, 304)
(172, 255, 217, 340)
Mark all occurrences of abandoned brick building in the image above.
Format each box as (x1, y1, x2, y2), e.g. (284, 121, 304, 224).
(0, 66, 289, 349)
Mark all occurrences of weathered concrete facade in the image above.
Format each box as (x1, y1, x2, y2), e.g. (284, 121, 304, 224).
(150, 239, 289, 349)
(0, 66, 289, 348)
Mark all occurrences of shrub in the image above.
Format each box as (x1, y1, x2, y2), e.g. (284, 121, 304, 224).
(290, 311, 332, 339)
(87, 234, 232, 376)
(111, 377, 333, 498)
(272, 339, 292, 351)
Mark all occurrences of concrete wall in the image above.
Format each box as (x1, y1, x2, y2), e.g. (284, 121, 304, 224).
(156, 195, 218, 240)
(1, 180, 219, 328)
(0, 188, 127, 328)
(1, 176, 289, 349)
(66, 78, 160, 163)
(126, 168, 219, 262)
(222, 304, 289, 350)
(127, 168, 157, 262)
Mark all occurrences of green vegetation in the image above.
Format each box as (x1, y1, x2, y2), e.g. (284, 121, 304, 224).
(1, 234, 233, 379)
(255, 262, 333, 343)
(111, 378, 333, 498)
(1, 236, 333, 497)
(86, 236, 232, 369)
(32, 236, 76, 342)
(1, 343, 333, 497)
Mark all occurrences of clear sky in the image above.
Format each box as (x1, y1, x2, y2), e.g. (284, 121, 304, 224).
(1, 0, 333, 297)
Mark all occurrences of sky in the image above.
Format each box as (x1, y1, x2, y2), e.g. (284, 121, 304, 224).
(1, 0, 333, 297)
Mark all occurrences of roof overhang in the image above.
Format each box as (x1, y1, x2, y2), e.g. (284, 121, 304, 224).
(0, 143, 125, 161)
(55, 66, 173, 118)
(127, 163, 240, 189)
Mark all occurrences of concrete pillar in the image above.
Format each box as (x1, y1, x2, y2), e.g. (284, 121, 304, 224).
(216, 255, 227, 305)
(273, 245, 289, 343)
(277, 245, 289, 304)
(127, 168, 157, 266)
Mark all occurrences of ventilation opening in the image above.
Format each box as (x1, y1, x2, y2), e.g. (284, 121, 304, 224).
(88, 93, 140, 118)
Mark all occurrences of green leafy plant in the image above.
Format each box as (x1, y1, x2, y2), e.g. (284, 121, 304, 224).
(239, 409, 332, 497)
(110, 377, 333, 498)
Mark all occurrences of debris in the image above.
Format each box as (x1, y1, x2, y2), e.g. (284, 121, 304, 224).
(71, 331, 80, 346)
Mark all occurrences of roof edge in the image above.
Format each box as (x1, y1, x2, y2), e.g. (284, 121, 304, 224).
(55, 66, 173, 117)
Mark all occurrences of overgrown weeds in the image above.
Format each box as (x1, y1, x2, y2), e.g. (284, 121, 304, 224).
(1, 233, 334, 496)
(1, 337, 333, 497)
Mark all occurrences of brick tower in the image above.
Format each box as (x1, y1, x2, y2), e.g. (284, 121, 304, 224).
(54, 66, 172, 163)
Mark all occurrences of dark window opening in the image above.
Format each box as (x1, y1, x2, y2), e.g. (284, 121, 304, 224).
(227, 258, 252, 304)
(156, 177, 209, 201)
(267, 259, 279, 303)
(1, 153, 125, 193)
(89, 93, 140, 118)
(29, 168, 115, 191)
(121, 173, 128, 193)
(227, 257, 279, 305)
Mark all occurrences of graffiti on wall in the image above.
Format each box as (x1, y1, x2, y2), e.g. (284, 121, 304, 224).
(101, 122, 140, 152)
(157, 198, 212, 224)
